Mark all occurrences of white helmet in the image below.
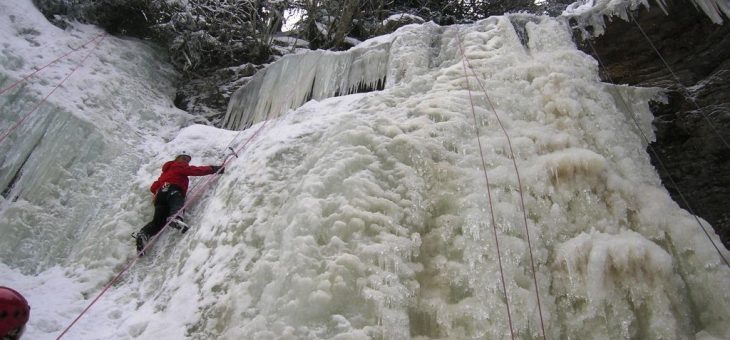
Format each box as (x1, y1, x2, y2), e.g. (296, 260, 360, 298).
(175, 151, 191, 160)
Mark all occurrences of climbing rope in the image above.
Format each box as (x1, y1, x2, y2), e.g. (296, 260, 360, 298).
(0, 33, 108, 144)
(455, 29, 515, 340)
(0, 23, 275, 339)
(628, 11, 730, 149)
(187, 118, 272, 204)
(0, 32, 105, 95)
(586, 39, 730, 269)
(456, 27, 547, 340)
(56, 116, 273, 339)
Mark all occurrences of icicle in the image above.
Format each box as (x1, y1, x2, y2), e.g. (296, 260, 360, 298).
(562, 0, 729, 38)
(223, 45, 392, 130)
(223, 22, 445, 130)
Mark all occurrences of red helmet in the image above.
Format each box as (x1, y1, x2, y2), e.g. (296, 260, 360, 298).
(0, 287, 30, 340)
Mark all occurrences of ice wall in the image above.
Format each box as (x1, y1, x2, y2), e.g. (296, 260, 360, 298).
(225, 0, 730, 133)
(4, 2, 730, 339)
(90, 15, 728, 340)
(0, 0, 188, 273)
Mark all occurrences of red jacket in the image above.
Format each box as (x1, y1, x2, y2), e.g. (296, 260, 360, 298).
(149, 160, 216, 195)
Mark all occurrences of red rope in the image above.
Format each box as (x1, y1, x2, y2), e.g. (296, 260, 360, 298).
(0, 34, 107, 144)
(0, 32, 105, 95)
(456, 29, 547, 339)
(455, 29, 515, 339)
(55, 118, 271, 339)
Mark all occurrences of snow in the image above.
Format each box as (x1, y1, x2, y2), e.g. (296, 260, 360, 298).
(273, 35, 310, 48)
(2, 0, 730, 339)
(282, 8, 304, 32)
(382, 13, 425, 25)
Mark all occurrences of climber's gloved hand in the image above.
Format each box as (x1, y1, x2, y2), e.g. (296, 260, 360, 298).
(211, 165, 225, 174)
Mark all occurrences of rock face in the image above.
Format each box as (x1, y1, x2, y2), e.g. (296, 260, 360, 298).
(580, 1, 730, 249)
(174, 63, 262, 126)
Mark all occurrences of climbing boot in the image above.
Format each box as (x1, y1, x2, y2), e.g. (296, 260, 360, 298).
(135, 232, 149, 256)
(170, 217, 189, 234)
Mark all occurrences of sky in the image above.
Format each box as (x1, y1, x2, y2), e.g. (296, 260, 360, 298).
(282, 8, 304, 32)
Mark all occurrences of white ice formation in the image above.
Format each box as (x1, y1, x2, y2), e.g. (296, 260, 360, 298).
(225, 0, 730, 131)
(563, 0, 730, 36)
(0, 0, 189, 273)
(2, 0, 730, 339)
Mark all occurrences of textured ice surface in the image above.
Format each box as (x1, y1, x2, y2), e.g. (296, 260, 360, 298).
(2, 1, 730, 339)
(126, 16, 730, 339)
(0, 0, 187, 272)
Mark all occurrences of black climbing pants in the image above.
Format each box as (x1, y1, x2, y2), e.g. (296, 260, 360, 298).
(139, 184, 185, 238)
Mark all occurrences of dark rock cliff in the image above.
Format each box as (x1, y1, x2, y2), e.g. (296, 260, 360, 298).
(578, 0, 730, 249)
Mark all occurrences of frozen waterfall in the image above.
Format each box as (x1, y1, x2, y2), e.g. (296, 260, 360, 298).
(2, 0, 730, 339)
(0, 0, 188, 274)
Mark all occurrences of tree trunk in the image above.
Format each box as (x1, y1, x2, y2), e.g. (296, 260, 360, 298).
(331, 0, 358, 49)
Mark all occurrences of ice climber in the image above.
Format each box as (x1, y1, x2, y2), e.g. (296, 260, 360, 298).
(135, 151, 224, 255)
(0, 287, 30, 340)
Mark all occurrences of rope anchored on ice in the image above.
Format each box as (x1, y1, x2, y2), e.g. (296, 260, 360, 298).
(228, 146, 239, 158)
(456, 26, 547, 340)
(0, 32, 105, 96)
(0, 33, 107, 145)
(55, 116, 273, 339)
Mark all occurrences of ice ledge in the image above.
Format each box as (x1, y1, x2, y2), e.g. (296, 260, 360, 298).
(562, 0, 729, 37)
